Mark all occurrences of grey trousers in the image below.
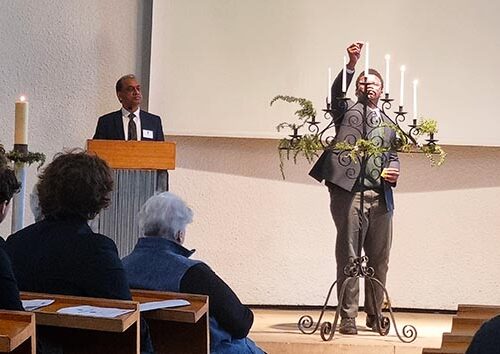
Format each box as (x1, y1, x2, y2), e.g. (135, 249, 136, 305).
(328, 185, 393, 319)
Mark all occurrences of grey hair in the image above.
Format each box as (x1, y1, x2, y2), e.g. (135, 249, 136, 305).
(138, 192, 193, 241)
(115, 74, 137, 92)
(30, 183, 43, 222)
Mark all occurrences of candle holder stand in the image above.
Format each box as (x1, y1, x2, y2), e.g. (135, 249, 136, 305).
(279, 86, 435, 343)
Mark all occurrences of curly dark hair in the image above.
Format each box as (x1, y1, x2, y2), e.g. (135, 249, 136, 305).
(37, 150, 114, 220)
(0, 166, 21, 204)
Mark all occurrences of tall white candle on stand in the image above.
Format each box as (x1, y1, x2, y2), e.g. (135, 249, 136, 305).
(364, 42, 370, 78)
(342, 56, 347, 93)
(328, 67, 332, 104)
(15, 96, 29, 145)
(399, 65, 406, 107)
(384, 54, 390, 95)
(413, 79, 418, 120)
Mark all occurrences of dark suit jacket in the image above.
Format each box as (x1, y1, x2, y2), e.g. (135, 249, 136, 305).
(5, 217, 154, 353)
(5, 216, 131, 299)
(0, 238, 23, 311)
(93, 109, 165, 141)
(309, 70, 400, 211)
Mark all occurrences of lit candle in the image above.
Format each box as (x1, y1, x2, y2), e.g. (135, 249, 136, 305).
(364, 42, 370, 79)
(342, 55, 347, 93)
(384, 54, 390, 95)
(15, 96, 29, 145)
(413, 79, 418, 121)
(399, 65, 406, 107)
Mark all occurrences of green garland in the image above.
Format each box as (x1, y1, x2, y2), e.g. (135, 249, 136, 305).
(333, 139, 389, 163)
(0, 143, 46, 168)
(271, 95, 447, 178)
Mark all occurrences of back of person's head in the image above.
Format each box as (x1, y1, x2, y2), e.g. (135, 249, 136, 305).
(138, 192, 193, 243)
(0, 167, 20, 205)
(37, 150, 113, 220)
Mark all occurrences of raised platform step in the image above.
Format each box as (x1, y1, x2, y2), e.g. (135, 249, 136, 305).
(422, 349, 464, 354)
(457, 304, 500, 319)
(440, 332, 473, 351)
(450, 317, 487, 335)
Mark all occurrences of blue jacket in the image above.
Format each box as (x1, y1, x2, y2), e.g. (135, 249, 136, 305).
(122, 237, 264, 354)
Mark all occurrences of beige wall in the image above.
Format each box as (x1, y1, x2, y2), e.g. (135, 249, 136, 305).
(170, 138, 500, 309)
(1, 0, 499, 310)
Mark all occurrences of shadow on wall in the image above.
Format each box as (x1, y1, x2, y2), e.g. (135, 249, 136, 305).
(169, 135, 500, 193)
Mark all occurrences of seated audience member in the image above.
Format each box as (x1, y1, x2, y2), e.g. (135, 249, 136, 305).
(6, 150, 153, 353)
(122, 192, 265, 354)
(466, 315, 500, 354)
(0, 164, 23, 311)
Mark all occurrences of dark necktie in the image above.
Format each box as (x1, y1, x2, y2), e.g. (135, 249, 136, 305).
(128, 113, 137, 140)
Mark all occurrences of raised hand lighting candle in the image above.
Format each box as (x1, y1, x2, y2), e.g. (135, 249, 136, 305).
(15, 96, 29, 145)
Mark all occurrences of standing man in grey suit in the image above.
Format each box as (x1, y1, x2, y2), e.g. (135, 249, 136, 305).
(309, 42, 400, 335)
(94, 74, 165, 141)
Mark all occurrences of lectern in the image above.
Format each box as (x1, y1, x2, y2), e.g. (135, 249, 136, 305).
(87, 139, 176, 256)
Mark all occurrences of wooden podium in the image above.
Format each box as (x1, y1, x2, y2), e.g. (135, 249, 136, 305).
(87, 140, 176, 256)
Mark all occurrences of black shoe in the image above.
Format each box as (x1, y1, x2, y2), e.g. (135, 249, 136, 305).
(366, 314, 390, 334)
(366, 315, 377, 329)
(339, 317, 358, 335)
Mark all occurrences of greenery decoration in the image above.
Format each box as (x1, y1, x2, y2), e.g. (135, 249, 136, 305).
(270, 95, 316, 122)
(271, 95, 447, 178)
(271, 96, 321, 178)
(0, 143, 46, 169)
(333, 139, 388, 163)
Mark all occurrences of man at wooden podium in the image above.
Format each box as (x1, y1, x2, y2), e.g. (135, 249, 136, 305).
(93, 74, 165, 141)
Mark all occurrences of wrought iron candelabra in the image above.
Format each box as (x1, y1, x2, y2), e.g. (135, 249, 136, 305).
(282, 87, 439, 343)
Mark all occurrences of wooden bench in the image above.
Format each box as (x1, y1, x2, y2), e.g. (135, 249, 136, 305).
(21, 292, 140, 354)
(422, 304, 500, 354)
(0, 311, 35, 354)
(131, 289, 209, 354)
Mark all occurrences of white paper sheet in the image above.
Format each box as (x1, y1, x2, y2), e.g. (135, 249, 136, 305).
(140, 299, 190, 312)
(22, 299, 55, 311)
(57, 305, 134, 318)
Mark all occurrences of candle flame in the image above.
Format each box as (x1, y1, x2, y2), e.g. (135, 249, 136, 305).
(413, 79, 419, 85)
(400, 65, 406, 72)
(385, 54, 390, 60)
(19, 96, 26, 102)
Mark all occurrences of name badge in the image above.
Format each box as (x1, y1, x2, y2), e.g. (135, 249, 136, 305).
(143, 129, 154, 139)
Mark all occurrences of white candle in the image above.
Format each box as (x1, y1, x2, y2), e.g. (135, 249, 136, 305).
(15, 96, 29, 145)
(413, 79, 418, 121)
(342, 56, 347, 93)
(399, 65, 406, 107)
(384, 54, 390, 95)
(364, 42, 370, 79)
(327, 67, 332, 104)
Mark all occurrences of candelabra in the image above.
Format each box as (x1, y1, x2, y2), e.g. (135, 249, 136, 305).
(279, 86, 441, 343)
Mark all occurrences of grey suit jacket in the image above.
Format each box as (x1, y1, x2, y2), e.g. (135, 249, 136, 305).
(309, 70, 400, 211)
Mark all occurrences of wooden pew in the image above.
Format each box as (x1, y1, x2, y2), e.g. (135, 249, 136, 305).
(422, 304, 500, 354)
(21, 292, 140, 354)
(0, 311, 35, 354)
(131, 289, 209, 354)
